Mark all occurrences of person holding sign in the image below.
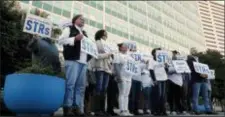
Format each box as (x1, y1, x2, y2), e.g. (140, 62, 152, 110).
(167, 50, 185, 115)
(58, 14, 92, 116)
(187, 48, 213, 115)
(148, 48, 168, 116)
(126, 44, 143, 115)
(92, 29, 113, 116)
(113, 43, 135, 116)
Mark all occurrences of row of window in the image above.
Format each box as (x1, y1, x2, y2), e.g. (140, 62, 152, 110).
(105, 26, 129, 39)
(84, 17, 103, 29)
(105, 7, 128, 22)
(83, 1, 103, 11)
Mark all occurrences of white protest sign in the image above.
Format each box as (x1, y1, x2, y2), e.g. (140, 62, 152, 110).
(23, 14, 52, 38)
(156, 50, 169, 63)
(172, 60, 191, 73)
(129, 52, 142, 62)
(193, 62, 210, 75)
(123, 59, 141, 76)
(101, 40, 118, 53)
(208, 69, 215, 79)
(154, 63, 168, 81)
(81, 37, 98, 58)
(176, 55, 187, 60)
(124, 41, 137, 50)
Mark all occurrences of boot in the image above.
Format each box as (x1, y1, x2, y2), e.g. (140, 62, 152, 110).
(73, 107, 85, 116)
(94, 95, 105, 116)
(63, 107, 74, 116)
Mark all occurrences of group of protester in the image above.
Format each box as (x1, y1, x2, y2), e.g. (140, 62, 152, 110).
(28, 14, 216, 116)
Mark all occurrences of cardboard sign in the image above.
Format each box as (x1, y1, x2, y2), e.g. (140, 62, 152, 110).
(208, 69, 215, 79)
(156, 50, 169, 63)
(154, 63, 168, 81)
(81, 37, 98, 58)
(172, 60, 191, 73)
(193, 62, 210, 75)
(23, 14, 52, 38)
(101, 40, 118, 53)
(123, 59, 141, 75)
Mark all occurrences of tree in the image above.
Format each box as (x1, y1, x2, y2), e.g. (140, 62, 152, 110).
(1, 1, 33, 88)
(195, 49, 225, 111)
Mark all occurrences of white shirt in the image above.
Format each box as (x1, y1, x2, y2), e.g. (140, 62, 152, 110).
(113, 52, 134, 82)
(58, 25, 87, 64)
(167, 65, 183, 87)
(148, 58, 168, 81)
(141, 63, 153, 87)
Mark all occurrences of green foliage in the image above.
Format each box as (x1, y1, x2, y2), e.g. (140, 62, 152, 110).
(17, 64, 65, 79)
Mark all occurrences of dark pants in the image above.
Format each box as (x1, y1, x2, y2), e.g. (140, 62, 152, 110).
(167, 80, 184, 112)
(107, 75, 119, 113)
(94, 71, 110, 112)
(129, 80, 142, 113)
(151, 81, 167, 114)
(182, 77, 192, 111)
(142, 87, 152, 111)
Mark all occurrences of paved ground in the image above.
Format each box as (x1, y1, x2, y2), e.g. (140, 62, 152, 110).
(54, 108, 225, 116)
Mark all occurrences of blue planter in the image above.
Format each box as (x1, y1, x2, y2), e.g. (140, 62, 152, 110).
(3, 73, 65, 115)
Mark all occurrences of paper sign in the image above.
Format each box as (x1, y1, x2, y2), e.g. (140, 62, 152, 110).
(101, 40, 118, 53)
(176, 55, 187, 60)
(172, 60, 191, 73)
(193, 62, 210, 75)
(156, 50, 169, 63)
(208, 69, 215, 79)
(81, 37, 98, 58)
(154, 63, 168, 81)
(124, 59, 141, 75)
(129, 52, 142, 61)
(23, 14, 52, 38)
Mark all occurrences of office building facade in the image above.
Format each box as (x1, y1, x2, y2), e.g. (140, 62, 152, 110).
(198, 1, 224, 55)
(19, 1, 206, 54)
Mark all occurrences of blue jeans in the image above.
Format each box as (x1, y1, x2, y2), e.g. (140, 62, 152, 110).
(142, 87, 152, 111)
(192, 82, 212, 112)
(95, 71, 109, 95)
(63, 61, 87, 113)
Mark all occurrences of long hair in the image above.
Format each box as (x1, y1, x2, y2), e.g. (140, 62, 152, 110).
(94, 29, 106, 41)
(72, 14, 82, 24)
(151, 48, 161, 60)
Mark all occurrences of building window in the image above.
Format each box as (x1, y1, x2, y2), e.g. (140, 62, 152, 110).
(32, 1, 42, 8)
(43, 3, 52, 12)
(21, 1, 29, 4)
(53, 7, 62, 15)
(62, 10, 71, 18)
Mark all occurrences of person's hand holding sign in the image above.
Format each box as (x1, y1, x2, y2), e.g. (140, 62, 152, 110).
(75, 34, 83, 41)
(200, 74, 208, 78)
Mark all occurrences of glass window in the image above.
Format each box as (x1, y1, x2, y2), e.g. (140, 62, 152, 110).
(90, 1, 96, 8)
(43, 3, 52, 12)
(63, 1, 72, 11)
(53, 7, 62, 15)
(96, 22, 103, 29)
(62, 10, 71, 18)
(90, 19, 96, 27)
(54, 1, 63, 7)
(106, 26, 111, 32)
(96, 4, 103, 11)
(83, 17, 89, 25)
(21, 1, 29, 4)
(105, 7, 111, 14)
(32, 1, 42, 8)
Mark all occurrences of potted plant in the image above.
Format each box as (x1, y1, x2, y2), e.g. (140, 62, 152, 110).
(3, 63, 66, 116)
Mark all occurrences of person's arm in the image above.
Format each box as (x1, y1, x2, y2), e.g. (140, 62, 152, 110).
(95, 40, 112, 59)
(149, 70, 156, 82)
(58, 27, 74, 46)
(27, 36, 39, 54)
(167, 66, 176, 74)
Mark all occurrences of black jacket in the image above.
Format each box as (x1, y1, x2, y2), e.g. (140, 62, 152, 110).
(63, 25, 92, 62)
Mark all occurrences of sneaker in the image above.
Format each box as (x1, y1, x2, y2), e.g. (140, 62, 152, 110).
(170, 111, 177, 115)
(119, 111, 127, 116)
(124, 110, 133, 116)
